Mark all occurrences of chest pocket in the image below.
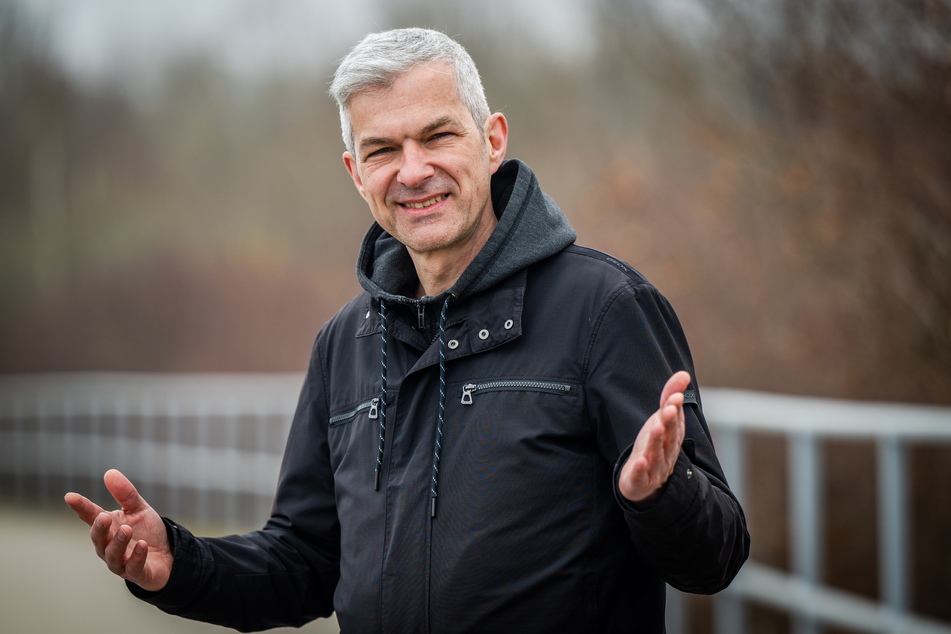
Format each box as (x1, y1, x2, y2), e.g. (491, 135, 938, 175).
(451, 377, 584, 450)
(459, 379, 574, 405)
(327, 396, 383, 478)
(329, 397, 380, 427)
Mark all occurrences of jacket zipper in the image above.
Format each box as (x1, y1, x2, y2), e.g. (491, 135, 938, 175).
(460, 380, 572, 405)
(416, 301, 426, 330)
(329, 397, 379, 427)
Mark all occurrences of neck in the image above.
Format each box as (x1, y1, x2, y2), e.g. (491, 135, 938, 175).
(411, 242, 480, 298)
(413, 261, 464, 299)
(411, 207, 498, 298)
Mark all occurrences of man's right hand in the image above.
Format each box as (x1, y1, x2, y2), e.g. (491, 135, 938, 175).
(64, 469, 173, 592)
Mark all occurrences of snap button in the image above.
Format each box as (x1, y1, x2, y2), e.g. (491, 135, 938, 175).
(447, 339, 459, 349)
(504, 319, 514, 330)
(478, 329, 490, 340)
(686, 468, 694, 480)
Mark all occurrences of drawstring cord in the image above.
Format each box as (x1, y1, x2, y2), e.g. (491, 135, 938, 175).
(374, 299, 388, 491)
(373, 294, 452, 519)
(430, 294, 452, 518)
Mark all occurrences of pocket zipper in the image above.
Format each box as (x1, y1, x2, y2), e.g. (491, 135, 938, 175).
(329, 397, 380, 426)
(460, 380, 572, 405)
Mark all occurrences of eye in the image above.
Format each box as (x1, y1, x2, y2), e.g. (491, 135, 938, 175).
(428, 131, 454, 142)
(364, 146, 393, 160)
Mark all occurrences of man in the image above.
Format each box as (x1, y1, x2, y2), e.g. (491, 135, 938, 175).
(65, 28, 749, 633)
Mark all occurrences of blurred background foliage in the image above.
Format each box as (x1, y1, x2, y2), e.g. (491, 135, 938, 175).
(2, 0, 951, 630)
(2, 0, 949, 403)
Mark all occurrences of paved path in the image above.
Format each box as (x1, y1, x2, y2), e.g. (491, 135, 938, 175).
(0, 503, 338, 634)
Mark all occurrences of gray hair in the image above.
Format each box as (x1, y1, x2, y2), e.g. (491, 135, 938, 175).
(329, 28, 491, 157)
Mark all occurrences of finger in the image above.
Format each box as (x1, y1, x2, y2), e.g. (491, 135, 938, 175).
(659, 370, 691, 408)
(651, 403, 680, 443)
(90, 512, 117, 558)
(123, 540, 150, 583)
(643, 406, 683, 473)
(104, 469, 149, 514)
(659, 402, 686, 451)
(64, 492, 106, 526)
(625, 455, 652, 491)
(102, 523, 134, 575)
(624, 451, 668, 504)
(638, 414, 672, 473)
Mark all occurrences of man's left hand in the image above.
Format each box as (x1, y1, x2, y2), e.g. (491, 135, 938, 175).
(618, 371, 691, 504)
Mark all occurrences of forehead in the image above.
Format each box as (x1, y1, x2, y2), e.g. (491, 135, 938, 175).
(348, 62, 471, 140)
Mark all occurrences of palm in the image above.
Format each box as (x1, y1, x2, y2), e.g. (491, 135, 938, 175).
(64, 469, 173, 591)
(618, 371, 690, 504)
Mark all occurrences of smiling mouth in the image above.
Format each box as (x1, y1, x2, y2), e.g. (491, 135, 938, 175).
(401, 194, 447, 210)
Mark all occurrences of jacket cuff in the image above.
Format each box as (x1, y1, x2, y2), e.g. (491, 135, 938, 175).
(613, 444, 702, 529)
(126, 517, 202, 610)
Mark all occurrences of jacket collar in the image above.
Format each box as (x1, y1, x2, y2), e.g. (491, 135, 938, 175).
(356, 268, 526, 366)
(354, 159, 576, 308)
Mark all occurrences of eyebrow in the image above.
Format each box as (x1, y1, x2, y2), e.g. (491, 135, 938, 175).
(358, 116, 461, 154)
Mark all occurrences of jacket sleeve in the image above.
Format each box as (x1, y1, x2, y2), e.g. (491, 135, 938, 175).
(128, 337, 341, 631)
(585, 281, 750, 594)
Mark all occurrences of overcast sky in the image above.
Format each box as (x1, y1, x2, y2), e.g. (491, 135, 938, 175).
(15, 0, 614, 84)
(17, 0, 379, 81)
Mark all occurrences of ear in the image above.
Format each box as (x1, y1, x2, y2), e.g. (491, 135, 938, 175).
(484, 113, 509, 173)
(343, 151, 367, 200)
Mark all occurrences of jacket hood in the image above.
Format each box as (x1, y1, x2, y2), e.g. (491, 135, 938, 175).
(355, 159, 577, 304)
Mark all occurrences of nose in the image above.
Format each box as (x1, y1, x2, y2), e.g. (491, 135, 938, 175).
(396, 142, 435, 188)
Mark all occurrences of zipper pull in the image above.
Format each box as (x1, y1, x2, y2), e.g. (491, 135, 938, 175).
(417, 301, 426, 330)
(461, 384, 476, 405)
(369, 397, 379, 419)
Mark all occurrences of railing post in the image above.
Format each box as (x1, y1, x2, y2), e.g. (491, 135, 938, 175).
(878, 436, 909, 633)
(37, 399, 49, 503)
(224, 402, 239, 528)
(196, 398, 211, 527)
(790, 431, 822, 634)
(713, 424, 746, 634)
(141, 397, 157, 503)
(114, 395, 127, 475)
(665, 588, 687, 634)
(164, 397, 179, 517)
(62, 396, 74, 495)
(88, 396, 102, 499)
(255, 401, 273, 525)
(13, 399, 26, 500)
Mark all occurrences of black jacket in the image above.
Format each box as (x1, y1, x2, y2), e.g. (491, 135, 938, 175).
(133, 159, 749, 633)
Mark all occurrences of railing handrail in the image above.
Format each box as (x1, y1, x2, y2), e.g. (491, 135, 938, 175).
(3, 373, 950, 437)
(0, 372, 303, 417)
(703, 388, 951, 439)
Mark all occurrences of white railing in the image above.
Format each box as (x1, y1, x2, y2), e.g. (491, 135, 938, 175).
(0, 373, 302, 526)
(696, 389, 951, 634)
(1, 373, 950, 634)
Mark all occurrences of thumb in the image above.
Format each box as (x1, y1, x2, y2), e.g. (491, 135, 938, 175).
(103, 469, 148, 513)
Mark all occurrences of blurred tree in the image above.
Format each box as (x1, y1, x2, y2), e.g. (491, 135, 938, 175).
(0, 0, 67, 219)
(707, 0, 951, 398)
(585, 0, 951, 404)
(0, 0, 73, 296)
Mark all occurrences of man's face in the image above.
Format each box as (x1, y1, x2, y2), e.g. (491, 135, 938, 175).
(343, 62, 507, 261)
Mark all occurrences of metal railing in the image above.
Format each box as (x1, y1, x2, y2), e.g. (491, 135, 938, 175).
(0, 373, 302, 526)
(1, 373, 950, 634)
(697, 389, 951, 634)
